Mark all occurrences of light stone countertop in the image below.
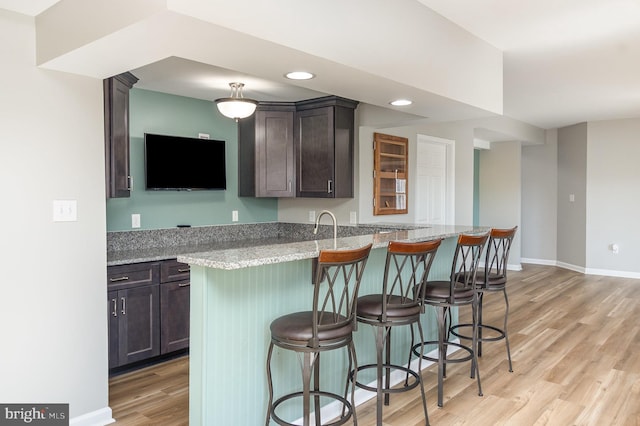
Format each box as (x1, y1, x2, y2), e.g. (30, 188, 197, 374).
(177, 224, 488, 270)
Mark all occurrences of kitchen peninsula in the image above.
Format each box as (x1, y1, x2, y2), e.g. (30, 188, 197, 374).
(170, 223, 488, 425)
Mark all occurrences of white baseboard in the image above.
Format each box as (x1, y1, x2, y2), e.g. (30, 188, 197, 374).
(521, 258, 640, 280)
(70, 407, 114, 426)
(520, 257, 556, 266)
(292, 340, 461, 425)
(584, 268, 640, 279)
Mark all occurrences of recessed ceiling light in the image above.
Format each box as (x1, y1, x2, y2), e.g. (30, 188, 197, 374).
(390, 99, 412, 106)
(285, 71, 315, 80)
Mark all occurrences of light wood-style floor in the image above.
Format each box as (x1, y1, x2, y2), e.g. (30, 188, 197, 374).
(109, 264, 640, 425)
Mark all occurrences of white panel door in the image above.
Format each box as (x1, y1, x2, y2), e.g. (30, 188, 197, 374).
(416, 136, 454, 224)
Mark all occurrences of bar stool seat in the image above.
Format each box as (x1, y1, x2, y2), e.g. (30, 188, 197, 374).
(270, 312, 353, 344)
(356, 295, 422, 318)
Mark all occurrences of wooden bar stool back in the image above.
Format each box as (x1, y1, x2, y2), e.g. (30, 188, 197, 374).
(352, 239, 441, 425)
(265, 243, 373, 426)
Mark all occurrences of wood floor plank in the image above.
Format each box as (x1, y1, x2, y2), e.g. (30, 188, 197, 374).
(109, 265, 640, 425)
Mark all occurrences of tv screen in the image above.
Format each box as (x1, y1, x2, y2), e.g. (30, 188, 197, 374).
(144, 133, 226, 190)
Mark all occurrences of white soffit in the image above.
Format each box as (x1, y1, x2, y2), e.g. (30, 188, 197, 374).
(34, 0, 504, 121)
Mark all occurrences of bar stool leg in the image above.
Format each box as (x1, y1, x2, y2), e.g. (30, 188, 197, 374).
(265, 343, 275, 426)
(477, 293, 484, 357)
(416, 321, 430, 425)
(503, 289, 513, 372)
(471, 302, 483, 396)
(436, 305, 446, 407)
(303, 352, 312, 426)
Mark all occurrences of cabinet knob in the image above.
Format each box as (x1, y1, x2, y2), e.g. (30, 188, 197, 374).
(111, 299, 118, 317)
(110, 276, 129, 282)
(121, 297, 126, 315)
(327, 180, 333, 194)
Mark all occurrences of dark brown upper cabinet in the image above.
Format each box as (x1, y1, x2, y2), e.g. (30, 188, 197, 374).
(238, 96, 358, 199)
(104, 72, 138, 198)
(295, 96, 358, 198)
(238, 102, 296, 197)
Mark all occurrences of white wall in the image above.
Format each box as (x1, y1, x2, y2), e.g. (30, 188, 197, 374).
(557, 123, 588, 269)
(478, 142, 522, 266)
(521, 130, 558, 263)
(0, 10, 110, 424)
(586, 118, 640, 276)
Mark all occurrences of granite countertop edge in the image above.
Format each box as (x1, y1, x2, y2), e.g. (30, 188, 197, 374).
(176, 224, 487, 270)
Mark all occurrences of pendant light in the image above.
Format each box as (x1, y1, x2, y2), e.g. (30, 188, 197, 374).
(215, 82, 258, 121)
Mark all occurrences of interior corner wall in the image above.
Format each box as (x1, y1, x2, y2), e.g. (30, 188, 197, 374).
(477, 141, 522, 266)
(557, 123, 587, 269)
(521, 129, 558, 262)
(585, 118, 640, 275)
(0, 9, 110, 423)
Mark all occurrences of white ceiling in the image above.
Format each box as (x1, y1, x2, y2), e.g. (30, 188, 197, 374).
(3, 0, 640, 129)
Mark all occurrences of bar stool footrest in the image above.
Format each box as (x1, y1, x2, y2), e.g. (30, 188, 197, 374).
(412, 340, 474, 364)
(350, 363, 421, 395)
(450, 323, 506, 342)
(270, 390, 353, 426)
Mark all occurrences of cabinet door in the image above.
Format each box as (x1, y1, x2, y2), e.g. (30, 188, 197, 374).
(296, 106, 335, 198)
(118, 284, 160, 365)
(256, 110, 295, 197)
(160, 279, 190, 353)
(104, 72, 137, 198)
(107, 290, 119, 369)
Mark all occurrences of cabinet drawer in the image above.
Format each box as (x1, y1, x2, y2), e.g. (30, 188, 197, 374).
(161, 259, 190, 283)
(107, 262, 159, 290)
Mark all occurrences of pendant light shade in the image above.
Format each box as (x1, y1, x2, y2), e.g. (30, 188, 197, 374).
(215, 82, 258, 121)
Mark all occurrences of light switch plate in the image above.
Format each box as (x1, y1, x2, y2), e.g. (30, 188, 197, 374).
(52, 200, 77, 222)
(232, 210, 239, 222)
(131, 213, 141, 228)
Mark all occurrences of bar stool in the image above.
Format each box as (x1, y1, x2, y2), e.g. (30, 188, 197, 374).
(352, 239, 441, 426)
(450, 226, 518, 372)
(265, 243, 372, 426)
(412, 233, 488, 407)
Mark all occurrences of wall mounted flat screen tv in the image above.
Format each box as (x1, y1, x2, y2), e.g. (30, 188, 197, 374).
(144, 133, 226, 190)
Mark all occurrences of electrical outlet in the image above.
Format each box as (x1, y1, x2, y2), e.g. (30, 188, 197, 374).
(350, 211, 357, 224)
(232, 210, 239, 222)
(131, 213, 141, 228)
(308, 210, 316, 222)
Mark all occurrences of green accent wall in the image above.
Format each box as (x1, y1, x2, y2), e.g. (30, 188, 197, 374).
(473, 149, 480, 226)
(106, 89, 278, 231)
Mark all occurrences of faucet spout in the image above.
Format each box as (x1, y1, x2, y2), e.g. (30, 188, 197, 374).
(313, 210, 338, 247)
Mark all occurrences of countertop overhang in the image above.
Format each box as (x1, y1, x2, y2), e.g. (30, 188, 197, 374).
(177, 224, 487, 270)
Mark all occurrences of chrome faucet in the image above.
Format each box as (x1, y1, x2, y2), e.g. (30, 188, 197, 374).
(313, 210, 337, 248)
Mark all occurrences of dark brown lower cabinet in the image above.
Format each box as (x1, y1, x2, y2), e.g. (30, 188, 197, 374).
(108, 285, 160, 368)
(108, 259, 190, 370)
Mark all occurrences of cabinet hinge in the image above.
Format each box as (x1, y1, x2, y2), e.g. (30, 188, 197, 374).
(373, 170, 376, 178)
(373, 198, 376, 207)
